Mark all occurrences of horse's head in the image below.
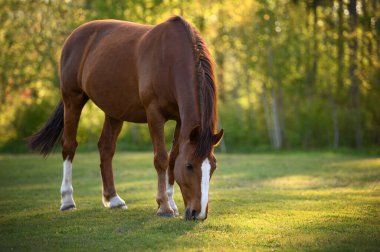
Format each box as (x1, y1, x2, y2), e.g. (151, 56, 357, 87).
(174, 126, 224, 220)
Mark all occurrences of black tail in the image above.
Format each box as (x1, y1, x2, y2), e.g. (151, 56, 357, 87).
(27, 100, 64, 157)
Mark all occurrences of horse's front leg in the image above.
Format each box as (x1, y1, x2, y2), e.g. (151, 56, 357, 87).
(98, 114, 126, 209)
(167, 121, 181, 216)
(146, 107, 175, 217)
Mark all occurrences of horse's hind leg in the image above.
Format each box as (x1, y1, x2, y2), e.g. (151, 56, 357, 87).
(60, 93, 88, 211)
(98, 114, 126, 209)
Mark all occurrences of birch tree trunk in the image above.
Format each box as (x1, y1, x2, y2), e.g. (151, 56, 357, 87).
(267, 44, 282, 149)
(271, 89, 282, 149)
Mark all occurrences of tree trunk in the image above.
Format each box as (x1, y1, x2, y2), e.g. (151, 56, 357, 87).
(278, 81, 285, 147)
(311, 0, 319, 89)
(261, 83, 274, 147)
(337, 0, 344, 91)
(331, 0, 344, 148)
(244, 65, 254, 133)
(271, 89, 282, 149)
(372, 0, 380, 64)
(330, 96, 339, 149)
(305, 4, 312, 97)
(267, 44, 282, 149)
(348, 0, 363, 148)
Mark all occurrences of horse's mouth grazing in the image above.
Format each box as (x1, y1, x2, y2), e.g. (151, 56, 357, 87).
(185, 207, 198, 221)
(184, 207, 207, 221)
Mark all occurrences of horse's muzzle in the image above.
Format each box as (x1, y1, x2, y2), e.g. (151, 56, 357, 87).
(184, 207, 207, 221)
(185, 208, 198, 221)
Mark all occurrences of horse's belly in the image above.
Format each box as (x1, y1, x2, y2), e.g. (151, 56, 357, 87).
(90, 94, 147, 123)
(82, 49, 147, 122)
(83, 78, 147, 123)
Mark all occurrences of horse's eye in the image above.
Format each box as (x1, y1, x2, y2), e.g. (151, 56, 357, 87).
(186, 162, 193, 170)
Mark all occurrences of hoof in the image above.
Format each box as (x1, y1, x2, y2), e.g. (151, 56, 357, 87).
(173, 209, 180, 217)
(168, 198, 179, 216)
(103, 195, 127, 209)
(111, 204, 128, 210)
(156, 205, 175, 217)
(157, 211, 175, 217)
(60, 204, 76, 211)
(60, 193, 76, 211)
(169, 203, 179, 216)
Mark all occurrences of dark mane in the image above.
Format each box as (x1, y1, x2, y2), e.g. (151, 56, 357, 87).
(168, 16, 217, 159)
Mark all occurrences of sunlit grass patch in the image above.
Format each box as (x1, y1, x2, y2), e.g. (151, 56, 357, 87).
(261, 175, 325, 189)
(0, 152, 379, 251)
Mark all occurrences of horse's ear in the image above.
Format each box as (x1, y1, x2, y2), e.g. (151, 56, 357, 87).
(213, 129, 224, 146)
(189, 125, 201, 143)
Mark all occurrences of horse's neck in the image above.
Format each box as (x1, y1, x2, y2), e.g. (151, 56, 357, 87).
(178, 120, 198, 144)
(176, 92, 200, 144)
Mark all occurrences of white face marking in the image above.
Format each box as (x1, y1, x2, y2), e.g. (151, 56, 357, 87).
(198, 158, 211, 219)
(166, 172, 178, 215)
(60, 158, 75, 210)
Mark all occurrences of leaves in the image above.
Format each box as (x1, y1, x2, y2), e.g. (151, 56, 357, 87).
(0, 0, 379, 150)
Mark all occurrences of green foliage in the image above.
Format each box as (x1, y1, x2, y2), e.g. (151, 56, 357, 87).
(0, 152, 379, 250)
(0, 0, 379, 152)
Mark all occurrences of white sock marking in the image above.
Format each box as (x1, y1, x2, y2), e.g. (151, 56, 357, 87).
(166, 172, 178, 214)
(199, 158, 211, 219)
(60, 158, 75, 208)
(103, 195, 126, 208)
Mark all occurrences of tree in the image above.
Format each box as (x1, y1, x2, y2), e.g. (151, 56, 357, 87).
(348, 0, 363, 148)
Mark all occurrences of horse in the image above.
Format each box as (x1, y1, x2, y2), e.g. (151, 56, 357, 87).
(28, 16, 223, 221)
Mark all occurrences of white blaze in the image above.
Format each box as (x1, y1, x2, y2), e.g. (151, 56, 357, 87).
(199, 158, 211, 219)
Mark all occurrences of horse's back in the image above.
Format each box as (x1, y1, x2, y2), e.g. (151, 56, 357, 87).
(60, 18, 194, 123)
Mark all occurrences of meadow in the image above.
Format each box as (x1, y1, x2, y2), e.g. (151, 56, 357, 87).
(0, 152, 379, 251)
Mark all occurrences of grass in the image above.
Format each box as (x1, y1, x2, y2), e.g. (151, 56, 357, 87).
(0, 151, 379, 251)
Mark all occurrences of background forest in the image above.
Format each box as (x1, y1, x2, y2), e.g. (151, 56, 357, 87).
(0, 0, 379, 153)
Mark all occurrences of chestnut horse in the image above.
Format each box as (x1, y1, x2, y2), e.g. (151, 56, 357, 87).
(28, 16, 223, 220)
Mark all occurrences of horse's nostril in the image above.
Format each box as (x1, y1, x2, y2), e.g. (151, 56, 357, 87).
(185, 208, 191, 221)
(191, 210, 197, 220)
(184, 208, 199, 221)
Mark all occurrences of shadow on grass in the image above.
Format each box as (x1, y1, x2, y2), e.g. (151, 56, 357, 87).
(0, 205, 199, 251)
(290, 215, 380, 251)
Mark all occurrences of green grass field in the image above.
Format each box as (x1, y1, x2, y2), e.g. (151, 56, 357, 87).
(0, 152, 379, 251)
